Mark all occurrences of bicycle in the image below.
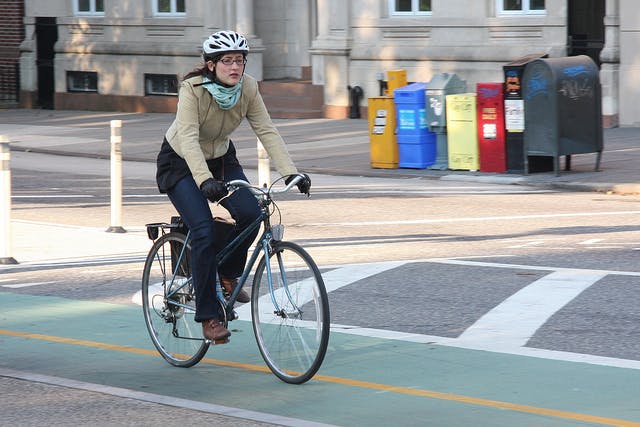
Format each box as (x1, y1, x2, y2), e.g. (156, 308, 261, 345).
(141, 175, 330, 384)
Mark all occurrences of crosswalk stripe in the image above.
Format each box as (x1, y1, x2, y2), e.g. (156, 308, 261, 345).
(457, 269, 607, 348)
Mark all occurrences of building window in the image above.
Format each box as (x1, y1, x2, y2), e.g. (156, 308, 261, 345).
(153, 0, 186, 16)
(497, 0, 545, 15)
(145, 74, 178, 96)
(67, 71, 98, 92)
(74, 0, 104, 15)
(390, 0, 432, 15)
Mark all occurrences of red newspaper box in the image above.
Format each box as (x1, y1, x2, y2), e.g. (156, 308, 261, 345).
(476, 82, 506, 173)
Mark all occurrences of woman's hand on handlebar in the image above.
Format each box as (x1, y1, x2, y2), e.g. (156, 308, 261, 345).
(200, 178, 228, 202)
(286, 173, 311, 196)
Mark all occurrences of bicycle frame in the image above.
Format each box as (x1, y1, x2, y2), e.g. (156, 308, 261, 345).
(163, 201, 290, 321)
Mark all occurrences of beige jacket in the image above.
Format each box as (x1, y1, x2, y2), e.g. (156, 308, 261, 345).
(164, 74, 297, 187)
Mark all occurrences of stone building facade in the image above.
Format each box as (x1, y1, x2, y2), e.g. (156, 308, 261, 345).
(4, 0, 639, 126)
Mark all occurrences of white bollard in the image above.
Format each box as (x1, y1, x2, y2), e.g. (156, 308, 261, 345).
(257, 137, 270, 188)
(0, 136, 17, 264)
(106, 120, 126, 233)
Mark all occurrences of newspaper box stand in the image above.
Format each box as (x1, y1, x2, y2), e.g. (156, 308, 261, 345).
(394, 82, 435, 169)
(522, 55, 603, 175)
(368, 96, 398, 169)
(445, 93, 479, 170)
(425, 73, 467, 170)
(503, 53, 550, 173)
(386, 69, 408, 95)
(476, 82, 506, 173)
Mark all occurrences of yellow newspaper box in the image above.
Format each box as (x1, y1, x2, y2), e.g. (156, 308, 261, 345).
(386, 69, 407, 96)
(445, 93, 479, 170)
(368, 97, 398, 168)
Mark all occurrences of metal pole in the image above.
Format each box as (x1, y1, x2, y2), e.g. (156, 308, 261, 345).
(106, 120, 126, 233)
(257, 137, 270, 188)
(0, 136, 17, 264)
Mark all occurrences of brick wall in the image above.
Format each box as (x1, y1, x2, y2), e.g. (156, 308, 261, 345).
(0, 1, 25, 106)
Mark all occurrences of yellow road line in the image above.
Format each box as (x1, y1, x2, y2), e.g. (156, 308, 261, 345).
(311, 374, 640, 427)
(2, 328, 639, 427)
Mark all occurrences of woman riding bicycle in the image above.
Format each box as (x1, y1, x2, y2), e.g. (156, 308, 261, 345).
(156, 30, 310, 342)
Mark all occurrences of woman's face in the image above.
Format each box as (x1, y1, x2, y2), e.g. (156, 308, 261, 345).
(208, 53, 246, 86)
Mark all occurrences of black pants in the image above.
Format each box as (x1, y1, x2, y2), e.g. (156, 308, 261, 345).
(166, 154, 260, 322)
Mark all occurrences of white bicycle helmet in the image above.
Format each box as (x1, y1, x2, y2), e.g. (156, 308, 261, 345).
(202, 31, 249, 58)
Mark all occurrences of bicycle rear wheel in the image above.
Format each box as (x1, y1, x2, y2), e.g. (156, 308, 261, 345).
(141, 232, 209, 367)
(251, 241, 330, 384)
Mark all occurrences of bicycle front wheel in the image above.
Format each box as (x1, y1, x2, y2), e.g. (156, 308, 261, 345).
(141, 232, 209, 367)
(252, 241, 330, 384)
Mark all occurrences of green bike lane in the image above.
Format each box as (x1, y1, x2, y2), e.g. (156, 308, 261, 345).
(1, 292, 639, 427)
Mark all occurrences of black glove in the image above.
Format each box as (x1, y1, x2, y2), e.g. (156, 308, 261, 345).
(286, 173, 311, 195)
(200, 178, 228, 202)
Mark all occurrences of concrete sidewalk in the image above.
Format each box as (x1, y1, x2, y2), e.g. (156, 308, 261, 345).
(1, 108, 639, 194)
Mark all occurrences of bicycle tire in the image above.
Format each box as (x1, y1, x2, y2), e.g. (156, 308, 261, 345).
(141, 231, 209, 367)
(251, 241, 330, 384)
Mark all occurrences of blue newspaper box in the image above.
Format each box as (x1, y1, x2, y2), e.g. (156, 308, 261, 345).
(394, 82, 436, 169)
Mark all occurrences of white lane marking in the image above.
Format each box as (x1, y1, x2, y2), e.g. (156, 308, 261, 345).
(329, 324, 640, 370)
(129, 257, 640, 370)
(307, 210, 640, 227)
(427, 257, 640, 277)
(506, 240, 551, 248)
(0, 368, 335, 427)
(13, 194, 163, 199)
(132, 261, 407, 319)
(2, 281, 58, 289)
(322, 260, 408, 293)
(80, 268, 141, 274)
(324, 258, 640, 369)
(457, 269, 607, 348)
(504, 238, 639, 250)
(580, 238, 605, 245)
(0, 255, 147, 272)
(12, 195, 94, 199)
(132, 283, 164, 306)
(309, 189, 553, 195)
(12, 219, 148, 232)
(233, 261, 407, 321)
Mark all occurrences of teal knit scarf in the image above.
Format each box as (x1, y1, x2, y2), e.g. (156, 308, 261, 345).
(202, 76, 243, 110)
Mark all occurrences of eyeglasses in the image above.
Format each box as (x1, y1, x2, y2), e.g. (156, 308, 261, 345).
(218, 58, 247, 66)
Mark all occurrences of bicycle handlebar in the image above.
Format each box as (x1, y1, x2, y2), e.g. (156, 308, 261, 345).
(226, 174, 303, 197)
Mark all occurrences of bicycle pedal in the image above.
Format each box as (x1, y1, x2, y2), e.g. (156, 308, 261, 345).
(210, 337, 229, 345)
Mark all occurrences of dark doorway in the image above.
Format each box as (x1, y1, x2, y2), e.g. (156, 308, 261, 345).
(568, 0, 605, 67)
(35, 17, 58, 109)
